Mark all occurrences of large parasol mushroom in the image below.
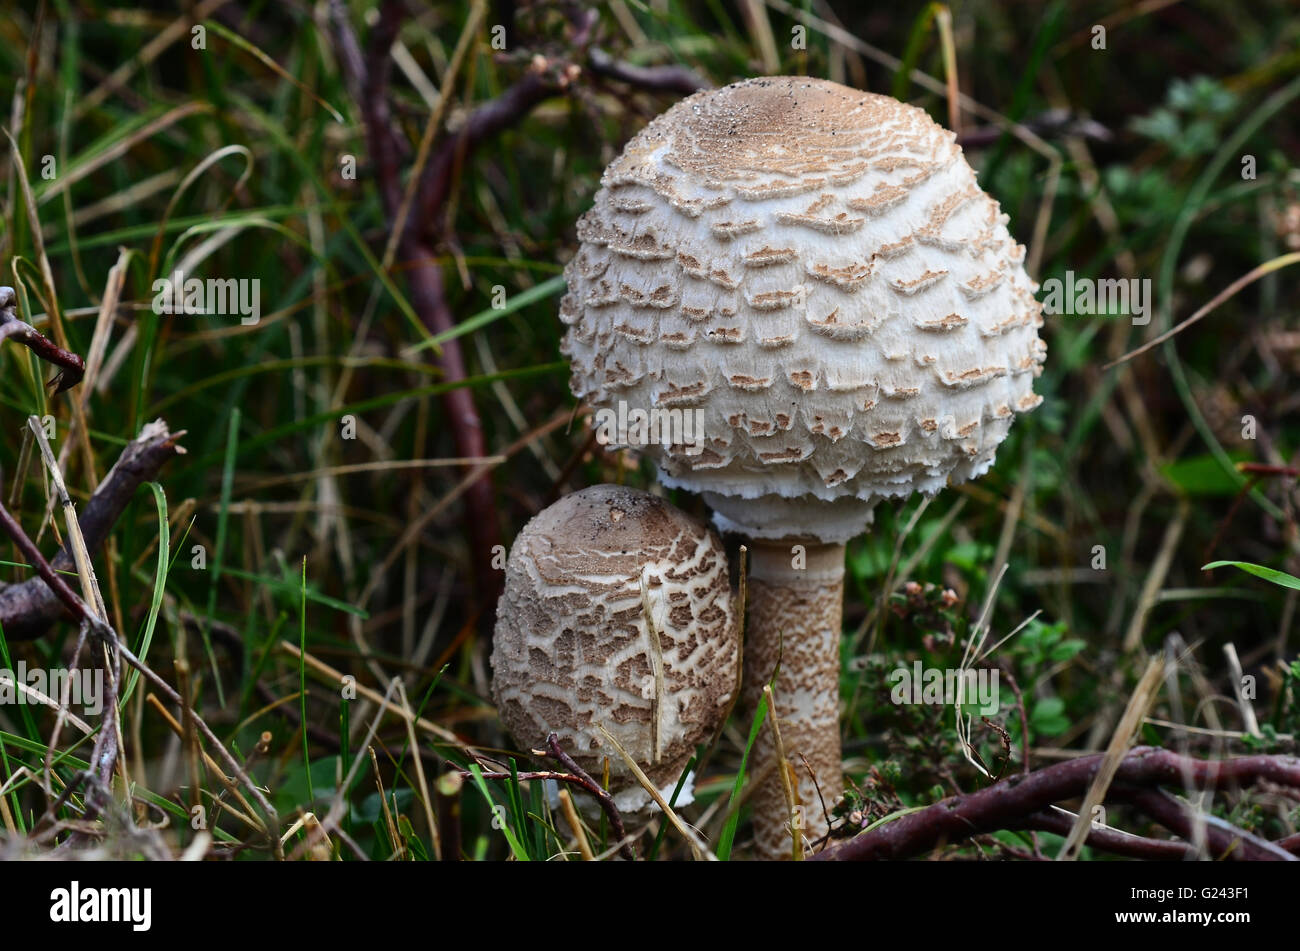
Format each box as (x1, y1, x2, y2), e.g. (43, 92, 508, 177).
(561, 76, 1045, 858)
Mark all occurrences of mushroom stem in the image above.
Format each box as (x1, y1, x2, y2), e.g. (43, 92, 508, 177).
(742, 539, 844, 859)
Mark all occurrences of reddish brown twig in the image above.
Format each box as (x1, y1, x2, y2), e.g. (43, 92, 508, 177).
(1009, 807, 1195, 860)
(1116, 786, 1294, 861)
(468, 768, 606, 786)
(955, 110, 1112, 149)
(398, 246, 504, 613)
(543, 733, 635, 860)
(813, 747, 1300, 861)
(330, 2, 513, 616)
(411, 68, 571, 234)
(328, 4, 742, 622)
(586, 48, 709, 95)
(0, 309, 85, 392)
(1237, 463, 1300, 477)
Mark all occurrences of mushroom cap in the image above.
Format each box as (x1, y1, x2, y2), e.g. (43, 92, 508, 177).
(562, 77, 1046, 542)
(490, 485, 737, 812)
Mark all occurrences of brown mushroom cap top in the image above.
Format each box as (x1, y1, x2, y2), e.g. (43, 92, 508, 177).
(562, 77, 1046, 542)
(490, 485, 737, 811)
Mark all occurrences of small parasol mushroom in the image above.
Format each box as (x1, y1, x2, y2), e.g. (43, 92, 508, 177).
(490, 484, 739, 817)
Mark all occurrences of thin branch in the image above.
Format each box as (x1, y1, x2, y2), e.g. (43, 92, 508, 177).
(1009, 808, 1194, 860)
(0, 292, 85, 392)
(412, 66, 565, 232)
(540, 733, 635, 861)
(587, 47, 709, 95)
(327, 5, 725, 618)
(1116, 786, 1295, 861)
(0, 419, 186, 639)
(331, 2, 540, 614)
(813, 747, 1300, 861)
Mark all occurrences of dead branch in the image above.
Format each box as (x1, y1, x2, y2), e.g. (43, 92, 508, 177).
(813, 747, 1300, 861)
(586, 48, 709, 95)
(0, 287, 85, 392)
(0, 419, 186, 640)
(1115, 786, 1294, 861)
(1010, 807, 1194, 860)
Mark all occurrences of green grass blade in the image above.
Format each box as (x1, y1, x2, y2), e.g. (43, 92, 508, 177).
(467, 763, 529, 860)
(1203, 560, 1300, 592)
(716, 694, 769, 861)
(120, 481, 170, 707)
(405, 275, 566, 354)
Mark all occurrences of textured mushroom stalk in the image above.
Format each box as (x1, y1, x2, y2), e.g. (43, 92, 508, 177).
(743, 539, 844, 859)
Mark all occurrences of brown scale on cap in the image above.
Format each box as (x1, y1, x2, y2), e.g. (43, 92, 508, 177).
(490, 485, 738, 814)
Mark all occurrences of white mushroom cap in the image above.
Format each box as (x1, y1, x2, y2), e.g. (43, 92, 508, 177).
(562, 77, 1046, 542)
(490, 485, 737, 812)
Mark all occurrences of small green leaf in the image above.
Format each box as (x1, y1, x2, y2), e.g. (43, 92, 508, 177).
(1048, 639, 1087, 663)
(1031, 697, 1070, 737)
(1160, 453, 1250, 495)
